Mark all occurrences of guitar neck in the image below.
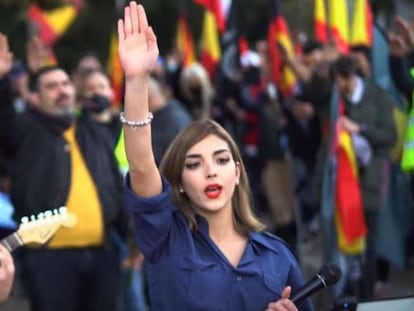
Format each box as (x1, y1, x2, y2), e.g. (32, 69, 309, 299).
(0, 232, 24, 252)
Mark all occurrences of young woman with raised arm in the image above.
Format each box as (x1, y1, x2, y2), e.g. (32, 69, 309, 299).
(118, 2, 314, 311)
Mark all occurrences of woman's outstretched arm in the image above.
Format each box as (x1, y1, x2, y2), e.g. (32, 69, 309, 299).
(118, 1, 162, 197)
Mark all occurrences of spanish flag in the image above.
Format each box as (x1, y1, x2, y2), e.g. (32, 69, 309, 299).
(195, 0, 222, 78)
(328, 0, 349, 54)
(350, 0, 373, 47)
(193, 0, 227, 34)
(335, 103, 367, 254)
(27, 4, 79, 65)
(267, 0, 297, 96)
(314, 0, 329, 43)
(107, 31, 123, 107)
(176, 0, 196, 68)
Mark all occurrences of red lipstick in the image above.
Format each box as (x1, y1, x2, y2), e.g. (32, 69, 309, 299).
(204, 184, 222, 199)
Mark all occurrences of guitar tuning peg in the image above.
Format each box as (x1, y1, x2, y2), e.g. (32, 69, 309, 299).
(58, 206, 67, 214)
(43, 210, 53, 222)
(37, 212, 45, 220)
(21, 216, 29, 224)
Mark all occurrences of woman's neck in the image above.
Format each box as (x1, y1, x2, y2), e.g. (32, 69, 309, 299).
(203, 208, 243, 243)
(204, 208, 248, 268)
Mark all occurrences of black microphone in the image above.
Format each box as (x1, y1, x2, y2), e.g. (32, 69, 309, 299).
(291, 263, 342, 304)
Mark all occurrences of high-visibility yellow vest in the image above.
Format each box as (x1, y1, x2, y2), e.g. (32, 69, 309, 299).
(401, 110, 414, 172)
(401, 69, 414, 172)
(401, 68, 414, 173)
(114, 129, 129, 176)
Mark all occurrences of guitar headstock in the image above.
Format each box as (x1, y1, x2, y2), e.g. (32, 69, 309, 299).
(17, 207, 77, 246)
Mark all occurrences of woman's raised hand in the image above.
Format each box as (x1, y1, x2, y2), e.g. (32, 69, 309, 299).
(117, 1, 159, 79)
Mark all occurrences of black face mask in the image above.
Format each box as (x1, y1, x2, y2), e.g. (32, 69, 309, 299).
(82, 94, 111, 113)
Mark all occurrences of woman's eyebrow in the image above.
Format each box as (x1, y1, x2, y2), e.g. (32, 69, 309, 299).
(185, 149, 230, 159)
(213, 149, 230, 156)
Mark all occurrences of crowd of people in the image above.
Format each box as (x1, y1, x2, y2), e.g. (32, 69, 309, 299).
(0, 1, 413, 310)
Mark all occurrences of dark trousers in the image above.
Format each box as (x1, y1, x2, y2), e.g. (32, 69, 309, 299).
(22, 247, 121, 311)
(359, 209, 392, 299)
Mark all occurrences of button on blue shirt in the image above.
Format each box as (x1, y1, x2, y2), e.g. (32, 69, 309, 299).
(125, 176, 314, 311)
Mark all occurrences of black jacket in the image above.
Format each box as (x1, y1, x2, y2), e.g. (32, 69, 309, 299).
(389, 51, 414, 105)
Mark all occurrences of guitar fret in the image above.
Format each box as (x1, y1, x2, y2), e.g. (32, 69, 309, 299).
(1, 233, 23, 252)
(13, 233, 23, 248)
(1, 239, 12, 252)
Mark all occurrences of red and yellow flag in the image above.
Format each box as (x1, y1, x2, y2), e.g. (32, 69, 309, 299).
(350, 0, 373, 47)
(328, 0, 349, 54)
(195, 0, 222, 78)
(176, 1, 196, 68)
(193, 0, 227, 33)
(314, 0, 329, 43)
(27, 4, 79, 65)
(267, 0, 297, 96)
(335, 105, 367, 254)
(200, 11, 221, 78)
(107, 31, 123, 107)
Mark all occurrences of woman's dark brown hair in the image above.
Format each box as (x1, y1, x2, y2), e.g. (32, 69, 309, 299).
(159, 119, 265, 234)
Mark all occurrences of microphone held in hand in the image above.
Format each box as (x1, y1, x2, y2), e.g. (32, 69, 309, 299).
(291, 263, 342, 304)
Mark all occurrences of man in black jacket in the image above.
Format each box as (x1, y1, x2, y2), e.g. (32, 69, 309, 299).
(0, 33, 127, 311)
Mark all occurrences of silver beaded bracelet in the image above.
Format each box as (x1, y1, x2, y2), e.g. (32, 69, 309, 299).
(119, 112, 154, 130)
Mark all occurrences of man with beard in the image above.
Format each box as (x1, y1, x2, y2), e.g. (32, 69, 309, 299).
(0, 34, 128, 311)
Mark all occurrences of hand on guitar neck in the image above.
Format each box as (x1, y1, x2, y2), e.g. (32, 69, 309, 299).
(0, 243, 14, 303)
(0, 206, 77, 252)
(0, 207, 76, 303)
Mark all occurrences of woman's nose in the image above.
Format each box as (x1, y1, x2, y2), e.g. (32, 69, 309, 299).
(205, 163, 217, 178)
(207, 172, 217, 178)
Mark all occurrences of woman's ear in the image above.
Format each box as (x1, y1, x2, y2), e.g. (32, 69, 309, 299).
(235, 161, 241, 183)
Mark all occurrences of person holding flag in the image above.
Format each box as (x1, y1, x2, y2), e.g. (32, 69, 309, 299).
(321, 55, 396, 299)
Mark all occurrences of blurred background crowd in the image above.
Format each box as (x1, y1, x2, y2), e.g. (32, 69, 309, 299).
(0, 0, 414, 310)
